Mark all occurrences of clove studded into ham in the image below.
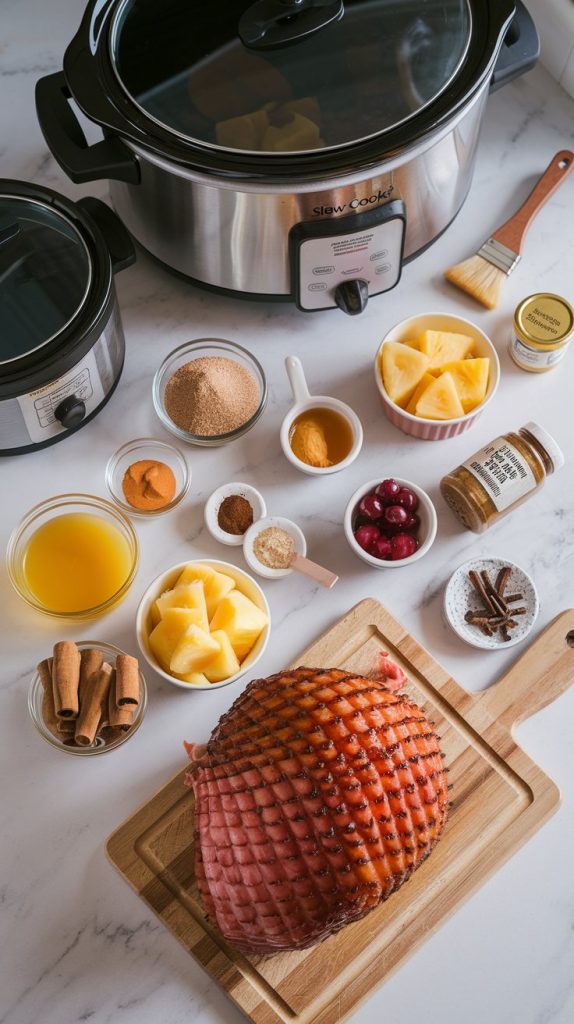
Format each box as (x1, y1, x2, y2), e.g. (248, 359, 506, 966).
(184, 663, 449, 954)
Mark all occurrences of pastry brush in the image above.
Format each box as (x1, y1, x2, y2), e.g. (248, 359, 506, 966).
(445, 150, 574, 309)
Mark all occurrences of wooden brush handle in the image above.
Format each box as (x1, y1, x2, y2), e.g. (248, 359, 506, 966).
(492, 150, 574, 253)
(477, 610, 574, 734)
(291, 553, 339, 589)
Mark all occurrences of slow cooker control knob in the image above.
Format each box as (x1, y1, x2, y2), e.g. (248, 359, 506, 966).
(54, 394, 86, 429)
(334, 279, 369, 316)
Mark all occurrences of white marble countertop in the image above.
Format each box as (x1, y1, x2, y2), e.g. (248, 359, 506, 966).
(2, 4, 574, 1023)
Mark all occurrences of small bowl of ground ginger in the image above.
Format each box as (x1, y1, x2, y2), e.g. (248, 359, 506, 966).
(106, 438, 190, 517)
(243, 516, 307, 579)
(153, 338, 267, 446)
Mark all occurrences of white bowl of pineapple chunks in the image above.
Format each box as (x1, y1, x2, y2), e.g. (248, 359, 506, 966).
(375, 312, 500, 440)
(136, 560, 270, 690)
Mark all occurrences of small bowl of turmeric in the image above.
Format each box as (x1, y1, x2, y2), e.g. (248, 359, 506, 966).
(106, 438, 190, 517)
(280, 356, 363, 476)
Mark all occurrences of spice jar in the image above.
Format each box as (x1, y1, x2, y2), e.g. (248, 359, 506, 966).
(440, 421, 564, 533)
(509, 293, 574, 372)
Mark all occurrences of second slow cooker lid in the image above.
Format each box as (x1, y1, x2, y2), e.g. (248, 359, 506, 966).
(0, 192, 92, 365)
(110, 0, 472, 156)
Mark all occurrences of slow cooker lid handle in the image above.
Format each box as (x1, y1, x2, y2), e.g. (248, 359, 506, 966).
(239, 0, 343, 50)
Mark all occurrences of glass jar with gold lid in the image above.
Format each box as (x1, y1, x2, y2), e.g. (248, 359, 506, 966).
(440, 421, 564, 533)
(510, 293, 574, 372)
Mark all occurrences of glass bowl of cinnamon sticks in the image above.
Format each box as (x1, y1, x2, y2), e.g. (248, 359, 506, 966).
(28, 640, 147, 754)
(443, 558, 539, 650)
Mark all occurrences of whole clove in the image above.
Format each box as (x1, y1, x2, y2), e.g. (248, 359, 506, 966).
(465, 566, 528, 642)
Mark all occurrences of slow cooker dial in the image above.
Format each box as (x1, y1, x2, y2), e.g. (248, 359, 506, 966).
(54, 394, 87, 429)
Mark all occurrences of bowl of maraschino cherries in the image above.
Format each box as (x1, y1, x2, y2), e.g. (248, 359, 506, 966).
(344, 477, 437, 568)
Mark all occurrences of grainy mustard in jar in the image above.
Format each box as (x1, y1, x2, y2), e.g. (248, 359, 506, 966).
(510, 293, 574, 372)
(440, 421, 564, 533)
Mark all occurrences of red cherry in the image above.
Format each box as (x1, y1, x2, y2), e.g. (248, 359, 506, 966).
(395, 487, 419, 513)
(354, 524, 380, 552)
(373, 535, 393, 560)
(390, 533, 418, 560)
(375, 478, 400, 504)
(403, 513, 420, 532)
(382, 504, 408, 527)
(358, 494, 383, 521)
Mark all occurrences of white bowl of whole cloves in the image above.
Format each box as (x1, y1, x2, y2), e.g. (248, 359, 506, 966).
(443, 558, 539, 650)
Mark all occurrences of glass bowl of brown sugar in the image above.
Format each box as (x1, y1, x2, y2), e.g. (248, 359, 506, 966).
(153, 339, 267, 446)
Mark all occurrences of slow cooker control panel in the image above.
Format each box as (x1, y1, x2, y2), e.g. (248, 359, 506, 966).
(290, 200, 406, 313)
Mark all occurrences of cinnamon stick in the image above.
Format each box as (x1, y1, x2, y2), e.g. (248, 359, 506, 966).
(108, 671, 134, 731)
(505, 593, 524, 603)
(75, 662, 113, 746)
(57, 717, 76, 735)
(115, 654, 140, 707)
(52, 641, 81, 718)
(37, 658, 60, 738)
(78, 648, 104, 707)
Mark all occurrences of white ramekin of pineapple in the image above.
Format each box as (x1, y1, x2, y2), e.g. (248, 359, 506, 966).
(136, 560, 270, 690)
(374, 312, 500, 440)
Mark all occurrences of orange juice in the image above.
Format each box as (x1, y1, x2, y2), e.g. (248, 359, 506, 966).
(23, 513, 133, 613)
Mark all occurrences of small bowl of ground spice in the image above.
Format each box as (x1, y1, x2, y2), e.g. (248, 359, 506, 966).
(153, 338, 267, 446)
(205, 482, 266, 547)
(243, 516, 307, 579)
(106, 438, 190, 517)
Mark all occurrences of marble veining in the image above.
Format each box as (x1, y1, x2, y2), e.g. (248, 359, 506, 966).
(1, 3, 574, 1023)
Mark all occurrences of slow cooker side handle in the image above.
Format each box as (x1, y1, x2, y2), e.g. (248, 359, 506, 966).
(35, 72, 140, 185)
(77, 197, 136, 274)
(490, 1, 540, 92)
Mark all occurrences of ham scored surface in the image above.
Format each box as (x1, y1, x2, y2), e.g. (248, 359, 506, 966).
(185, 665, 449, 954)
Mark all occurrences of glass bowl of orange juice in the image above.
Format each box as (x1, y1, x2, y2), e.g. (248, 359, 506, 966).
(7, 494, 139, 619)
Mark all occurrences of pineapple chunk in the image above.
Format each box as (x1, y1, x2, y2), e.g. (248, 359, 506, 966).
(418, 330, 474, 370)
(440, 358, 489, 413)
(170, 625, 219, 675)
(176, 563, 236, 618)
(155, 581, 209, 630)
(415, 372, 465, 421)
(403, 337, 422, 350)
(210, 591, 269, 661)
(204, 571, 236, 619)
(405, 372, 436, 415)
(174, 671, 210, 686)
(381, 341, 430, 408)
(177, 562, 216, 587)
(149, 608, 206, 671)
(203, 630, 240, 683)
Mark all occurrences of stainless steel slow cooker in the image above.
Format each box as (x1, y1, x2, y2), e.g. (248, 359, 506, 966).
(0, 182, 135, 455)
(36, 0, 538, 314)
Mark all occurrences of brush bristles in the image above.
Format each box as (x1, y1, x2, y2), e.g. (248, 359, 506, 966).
(444, 254, 507, 310)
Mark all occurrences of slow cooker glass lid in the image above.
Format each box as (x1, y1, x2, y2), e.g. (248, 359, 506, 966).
(0, 196, 92, 364)
(111, 0, 472, 155)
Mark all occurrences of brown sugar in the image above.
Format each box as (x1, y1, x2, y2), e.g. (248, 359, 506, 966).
(164, 356, 260, 436)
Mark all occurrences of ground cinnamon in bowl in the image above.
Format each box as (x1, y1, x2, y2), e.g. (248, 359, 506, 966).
(164, 356, 260, 437)
(218, 494, 254, 536)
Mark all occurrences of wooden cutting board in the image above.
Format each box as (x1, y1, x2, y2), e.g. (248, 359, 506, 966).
(107, 600, 574, 1024)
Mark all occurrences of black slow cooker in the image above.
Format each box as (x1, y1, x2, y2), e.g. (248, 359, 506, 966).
(0, 182, 135, 455)
(36, 0, 538, 313)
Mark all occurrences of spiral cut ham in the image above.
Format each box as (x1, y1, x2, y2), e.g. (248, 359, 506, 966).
(185, 665, 449, 954)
